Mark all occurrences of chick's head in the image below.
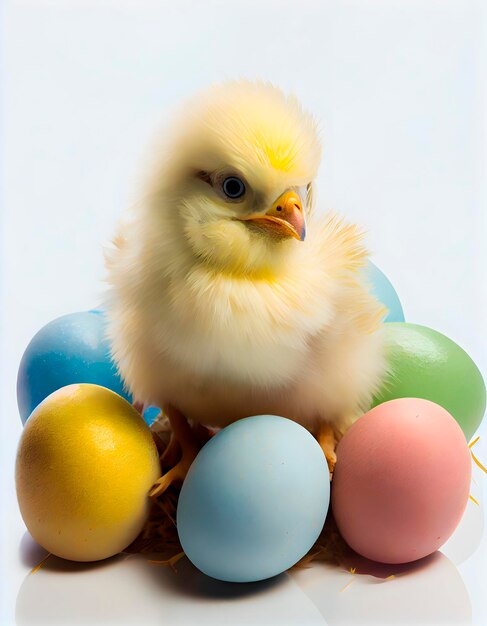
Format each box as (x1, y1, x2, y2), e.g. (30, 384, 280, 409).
(149, 81, 321, 276)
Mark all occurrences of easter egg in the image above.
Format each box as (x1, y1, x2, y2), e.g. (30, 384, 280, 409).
(17, 310, 131, 424)
(177, 415, 329, 582)
(16, 384, 160, 561)
(373, 323, 486, 440)
(332, 398, 472, 564)
(362, 261, 405, 323)
(143, 406, 162, 427)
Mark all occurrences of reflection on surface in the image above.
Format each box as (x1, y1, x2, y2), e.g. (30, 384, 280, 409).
(442, 477, 484, 566)
(17, 495, 481, 626)
(292, 550, 471, 625)
(16, 543, 326, 625)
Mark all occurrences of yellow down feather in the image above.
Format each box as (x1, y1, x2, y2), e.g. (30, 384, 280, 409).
(104, 80, 387, 435)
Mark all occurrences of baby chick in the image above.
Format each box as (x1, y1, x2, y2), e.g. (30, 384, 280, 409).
(104, 80, 387, 490)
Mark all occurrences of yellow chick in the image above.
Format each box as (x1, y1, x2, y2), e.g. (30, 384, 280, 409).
(104, 80, 387, 490)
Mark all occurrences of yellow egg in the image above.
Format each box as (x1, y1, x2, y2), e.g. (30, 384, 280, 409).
(16, 383, 161, 561)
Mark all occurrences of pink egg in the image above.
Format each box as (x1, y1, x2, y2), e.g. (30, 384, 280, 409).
(332, 398, 472, 564)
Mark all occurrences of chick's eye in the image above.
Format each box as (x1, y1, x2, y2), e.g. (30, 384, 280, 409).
(222, 177, 246, 200)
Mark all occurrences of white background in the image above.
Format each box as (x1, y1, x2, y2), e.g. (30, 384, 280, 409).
(1, 1, 486, 624)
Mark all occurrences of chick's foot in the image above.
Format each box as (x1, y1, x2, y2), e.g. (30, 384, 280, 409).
(150, 406, 200, 498)
(317, 422, 337, 481)
(132, 400, 145, 415)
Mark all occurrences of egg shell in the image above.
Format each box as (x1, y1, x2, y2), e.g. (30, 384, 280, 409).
(332, 398, 472, 564)
(362, 261, 405, 323)
(372, 323, 486, 440)
(177, 415, 330, 583)
(17, 310, 131, 424)
(143, 405, 162, 427)
(16, 383, 161, 561)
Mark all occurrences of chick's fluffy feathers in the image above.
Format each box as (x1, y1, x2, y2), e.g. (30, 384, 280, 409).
(104, 81, 387, 434)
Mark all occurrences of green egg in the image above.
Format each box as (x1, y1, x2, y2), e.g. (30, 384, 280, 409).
(373, 323, 486, 441)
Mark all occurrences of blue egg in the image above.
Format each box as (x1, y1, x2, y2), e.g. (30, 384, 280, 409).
(17, 310, 131, 423)
(143, 405, 162, 427)
(362, 260, 405, 323)
(177, 415, 329, 583)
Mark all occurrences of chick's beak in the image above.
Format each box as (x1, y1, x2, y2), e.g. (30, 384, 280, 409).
(242, 190, 306, 241)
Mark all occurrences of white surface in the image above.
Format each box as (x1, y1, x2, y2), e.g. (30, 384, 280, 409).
(1, 1, 486, 624)
(7, 463, 487, 626)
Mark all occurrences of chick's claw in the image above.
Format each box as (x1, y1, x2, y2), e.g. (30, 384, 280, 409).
(149, 459, 190, 498)
(317, 422, 337, 481)
(159, 433, 181, 469)
(325, 450, 337, 482)
(149, 406, 200, 498)
(132, 400, 145, 415)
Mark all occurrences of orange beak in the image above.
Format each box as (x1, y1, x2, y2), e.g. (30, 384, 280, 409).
(241, 190, 306, 241)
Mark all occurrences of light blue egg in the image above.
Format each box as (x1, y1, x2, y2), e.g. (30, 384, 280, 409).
(17, 310, 132, 423)
(177, 415, 329, 583)
(363, 261, 405, 323)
